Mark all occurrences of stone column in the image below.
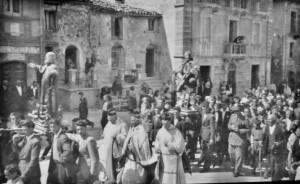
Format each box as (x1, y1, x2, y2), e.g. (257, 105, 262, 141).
(68, 69, 77, 89)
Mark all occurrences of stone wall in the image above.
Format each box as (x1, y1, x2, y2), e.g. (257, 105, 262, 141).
(44, 3, 172, 88)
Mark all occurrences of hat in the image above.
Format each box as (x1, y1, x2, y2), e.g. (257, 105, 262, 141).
(161, 114, 172, 121)
(107, 109, 117, 116)
(78, 92, 84, 95)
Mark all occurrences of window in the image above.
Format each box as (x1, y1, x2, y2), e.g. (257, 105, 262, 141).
(290, 42, 294, 58)
(241, 0, 247, 9)
(111, 46, 125, 68)
(229, 20, 238, 42)
(203, 16, 211, 42)
(45, 11, 56, 30)
(112, 17, 123, 39)
(225, 0, 231, 7)
(253, 23, 260, 44)
(148, 18, 155, 31)
(291, 11, 297, 34)
(4, 0, 21, 15)
(259, 1, 268, 12)
(251, 1, 257, 12)
(234, 0, 247, 9)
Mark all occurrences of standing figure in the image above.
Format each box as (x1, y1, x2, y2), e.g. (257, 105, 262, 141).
(154, 114, 186, 184)
(29, 52, 59, 117)
(198, 101, 215, 172)
(66, 120, 100, 184)
(0, 79, 10, 118)
(262, 114, 286, 181)
(47, 119, 77, 184)
(27, 81, 39, 100)
(78, 92, 88, 120)
(203, 78, 213, 97)
(12, 120, 41, 184)
(98, 109, 128, 183)
(10, 80, 27, 116)
(128, 86, 137, 113)
(84, 58, 94, 88)
(120, 114, 151, 184)
(228, 106, 250, 177)
(100, 95, 113, 130)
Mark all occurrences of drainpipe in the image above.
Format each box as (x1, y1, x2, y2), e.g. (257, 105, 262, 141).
(190, 0, 193, 54)
(40, 0, 44, 64)
(283, 2, 288, 82)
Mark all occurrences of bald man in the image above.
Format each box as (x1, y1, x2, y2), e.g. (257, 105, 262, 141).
(29, 52, 59, 117)
(262, 114, 286, 181)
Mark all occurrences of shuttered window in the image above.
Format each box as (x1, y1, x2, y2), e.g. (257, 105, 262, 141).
(229, 20, 237, 42)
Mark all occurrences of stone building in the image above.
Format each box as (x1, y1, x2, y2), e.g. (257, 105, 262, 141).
(173, 0, 273, 96)
(0, 0, 43, 87)
(43, 0, 172, 109)
(272, 0, 300, 90)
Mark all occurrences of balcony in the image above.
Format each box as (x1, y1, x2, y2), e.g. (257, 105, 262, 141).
(224, 43, 247, 57)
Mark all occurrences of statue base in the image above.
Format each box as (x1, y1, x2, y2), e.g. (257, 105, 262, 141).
(180, 109, 198, 116)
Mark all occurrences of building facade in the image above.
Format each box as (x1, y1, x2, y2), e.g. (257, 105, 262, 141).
(174, 0, 273, 96)
(0, 0, 43, 87)
(43, 0, 172, 109)
(272, 0, 300, 90)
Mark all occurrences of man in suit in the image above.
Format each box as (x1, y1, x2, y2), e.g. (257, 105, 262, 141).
(294, 102, 300, 120)
(214, 103, 225, 166)
(262, 114, 286, 181)
(27, 81, 39, 100)
(12, 119, 41, 184)
(0, 79, 10, 118)
(10, 80, 27, 116)
(47, 119, 77, 184)
(199, 101, 215, 172)
(228, 105, 250, 177)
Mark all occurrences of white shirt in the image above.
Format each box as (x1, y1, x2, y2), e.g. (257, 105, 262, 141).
(16, 86, 22, 96)
(269, 124, 276, 135)
(31, 86, 37, 97)
(286, 119, 292, 131)
(215, 112, 219, 123)
(52, 129, 62, 161)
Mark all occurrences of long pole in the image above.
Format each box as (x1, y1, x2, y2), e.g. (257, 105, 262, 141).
(259, 145, 262, 181)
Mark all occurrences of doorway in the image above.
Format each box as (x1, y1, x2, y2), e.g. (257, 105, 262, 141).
(200, 66, 211, 81)
(251, 65, 260, 89)
(227, 63, 236, 94)
(0, 61, 27, 87)
(65, 46, 78, 84)
(146, 48, 155, 77)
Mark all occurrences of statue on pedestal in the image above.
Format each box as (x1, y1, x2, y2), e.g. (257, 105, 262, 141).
(29, 52, 59, 118)
(172, 51, 199, 110)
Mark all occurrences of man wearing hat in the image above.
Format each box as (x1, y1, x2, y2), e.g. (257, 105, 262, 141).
(98, 109, 128, 183)
(47, 119, 77, 184)
(198, 101, 215, 172)
(228, 105, 250, 177)
(12, 119, 41, 184)
(119, 113, 151, 183)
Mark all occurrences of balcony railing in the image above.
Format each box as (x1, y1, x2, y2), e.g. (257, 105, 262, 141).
(224, 43, 247, 56)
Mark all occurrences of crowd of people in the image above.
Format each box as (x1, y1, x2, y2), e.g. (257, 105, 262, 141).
(2, 69, 300, 184)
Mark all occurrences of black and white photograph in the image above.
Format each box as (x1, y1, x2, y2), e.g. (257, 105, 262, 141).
(0, 0, 300, 183)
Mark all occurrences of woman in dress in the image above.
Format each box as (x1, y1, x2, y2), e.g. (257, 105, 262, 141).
(66, 120, 100, 184)
(100, 95, 113, 129)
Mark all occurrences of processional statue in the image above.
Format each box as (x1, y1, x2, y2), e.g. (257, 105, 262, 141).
(172, 51, 200, 109)
(29, 52, 59, 118)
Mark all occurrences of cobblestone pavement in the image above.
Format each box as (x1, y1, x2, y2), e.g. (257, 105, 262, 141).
(38, 109, 289, 184)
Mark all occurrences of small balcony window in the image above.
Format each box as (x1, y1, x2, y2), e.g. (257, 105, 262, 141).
(45, 10, 57, 31)
(148, 18, 155, 31)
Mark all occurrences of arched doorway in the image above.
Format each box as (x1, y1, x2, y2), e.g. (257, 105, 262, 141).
(111, 45, 125, 78)
(227, 62, 236, 94)
(146, 46, 155, 77)
(65, 46, 78, 84)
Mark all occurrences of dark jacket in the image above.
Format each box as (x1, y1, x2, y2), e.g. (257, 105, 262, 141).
(262, 123, 286, 157)
(79, 97, 88, 119)
(47, 130, 77, 183)
(13, 134, 41, 182)
(228, 113, 250, 146)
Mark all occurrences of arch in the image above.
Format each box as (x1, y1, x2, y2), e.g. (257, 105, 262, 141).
(65, 45, 78, 84)
(145, 44, 156, 77)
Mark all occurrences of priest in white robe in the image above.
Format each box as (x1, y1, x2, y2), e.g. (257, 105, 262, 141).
(154, 114, 186, 184)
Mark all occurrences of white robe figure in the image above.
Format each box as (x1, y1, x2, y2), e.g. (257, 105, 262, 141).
(154, 125, 186, 184)
(98, 118, 128, 182)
